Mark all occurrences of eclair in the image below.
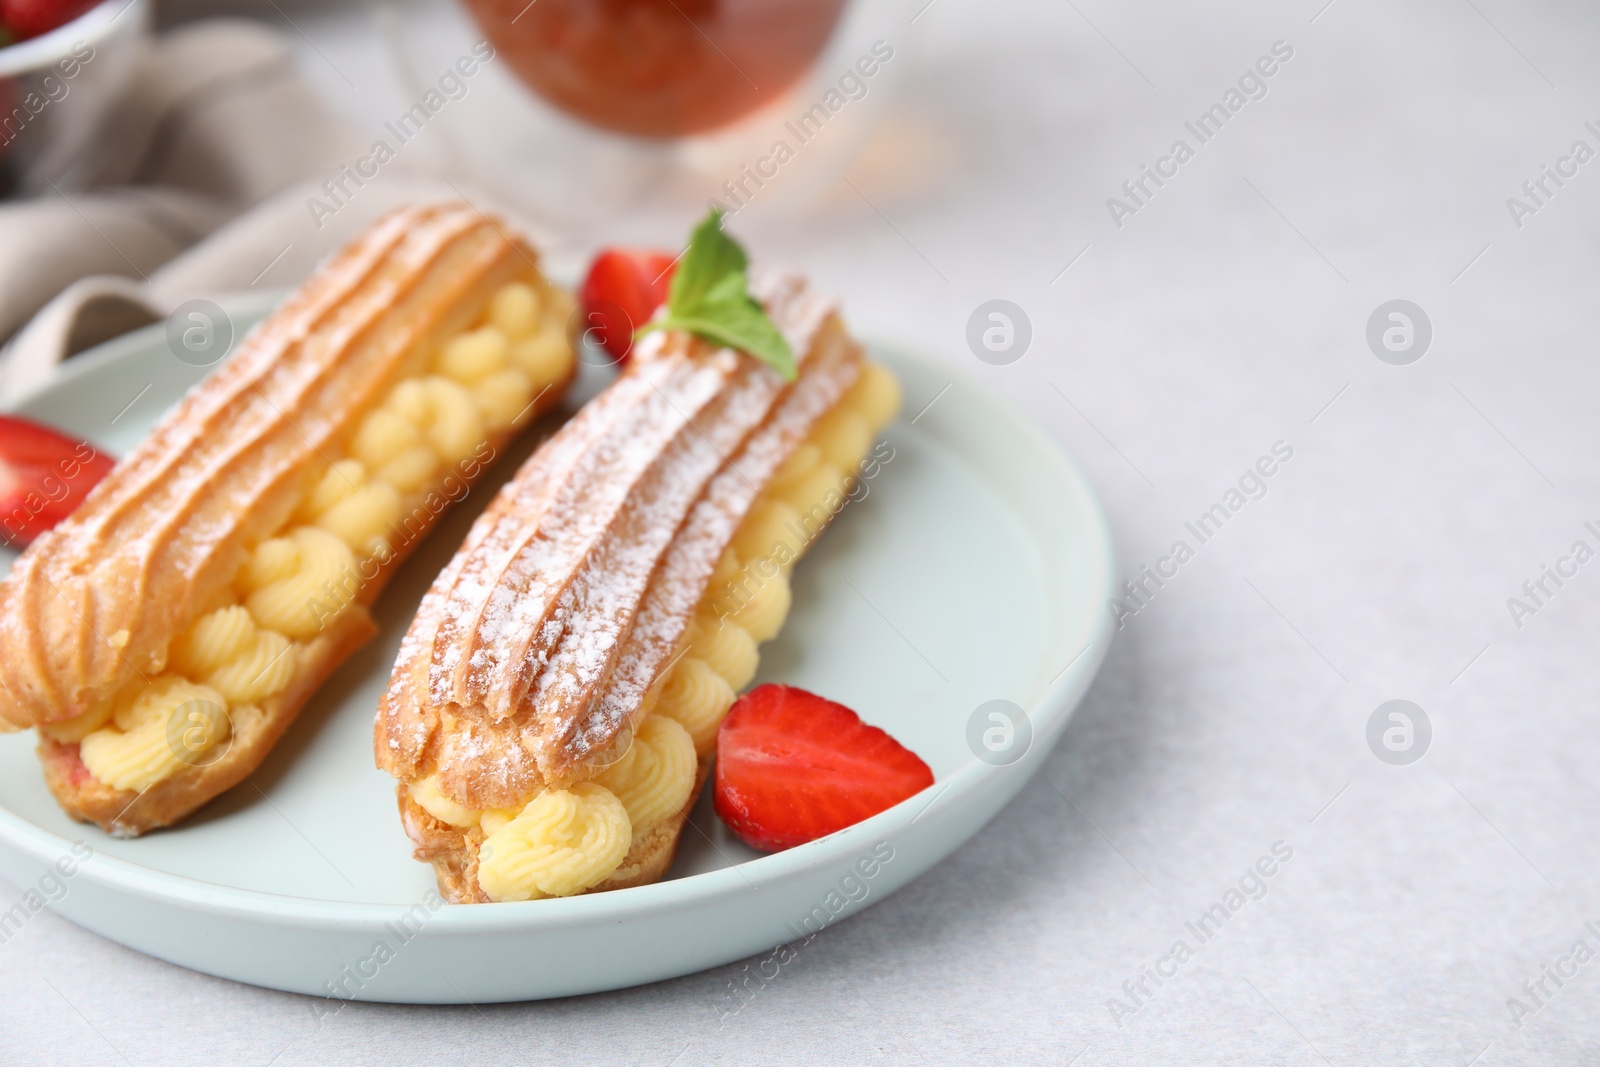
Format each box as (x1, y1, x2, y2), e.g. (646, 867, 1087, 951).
(376, 267, 901, 902)
(0, 202, 578, 836)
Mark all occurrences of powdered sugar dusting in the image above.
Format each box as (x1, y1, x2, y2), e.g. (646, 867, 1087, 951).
(748, 265, 835, 356)
(570, 327, 861, 758)
(441, 354, 727, 720)
(524, 361, 785, 765)
(380, 269, 848, 801)
(424, 368, 660, 708)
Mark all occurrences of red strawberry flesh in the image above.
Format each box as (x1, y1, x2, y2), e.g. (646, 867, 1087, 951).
(1, 0, 97, 41)
(578, 247, 677, 365)
(714, 684, 934, 852)
(0, 414, 114, 547)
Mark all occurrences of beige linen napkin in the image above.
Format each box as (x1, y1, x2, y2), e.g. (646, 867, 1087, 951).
(0, 17, 493, 401)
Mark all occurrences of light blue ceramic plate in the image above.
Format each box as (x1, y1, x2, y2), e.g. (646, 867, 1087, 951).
(0, 293, 1113, 1003)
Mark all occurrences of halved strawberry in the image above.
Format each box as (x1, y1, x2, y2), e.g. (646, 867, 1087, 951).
(714, 684, 934, 852)
(578, 247, 677, 365)
(0, 414, 114, 547)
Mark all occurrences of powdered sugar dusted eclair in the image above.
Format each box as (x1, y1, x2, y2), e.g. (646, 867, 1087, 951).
(377, 264, 901, 902)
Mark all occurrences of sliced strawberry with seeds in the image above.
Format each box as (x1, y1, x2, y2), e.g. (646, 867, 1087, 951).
(578, 247, 677, 365)
(0, 414, 114, 547)
(714, 684, 934, 852)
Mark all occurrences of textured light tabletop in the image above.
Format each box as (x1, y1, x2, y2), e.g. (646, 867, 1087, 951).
(4, 0, 1599, 1063)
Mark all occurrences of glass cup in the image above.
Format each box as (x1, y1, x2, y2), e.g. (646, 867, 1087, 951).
(377, 0, 906, 242)
(462, 0, 852, 138)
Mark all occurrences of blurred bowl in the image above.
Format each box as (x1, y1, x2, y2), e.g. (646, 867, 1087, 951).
(0, 0, 150, 196)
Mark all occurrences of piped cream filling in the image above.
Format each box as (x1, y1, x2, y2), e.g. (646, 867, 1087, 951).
(44, 280, 577, 793)
(409, 361, 902, 900)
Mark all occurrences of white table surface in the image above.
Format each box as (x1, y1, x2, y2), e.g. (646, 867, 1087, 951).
(6, 0, 1600, 1063)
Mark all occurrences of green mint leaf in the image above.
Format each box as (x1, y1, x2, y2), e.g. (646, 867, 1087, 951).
(637, 208, 796, 381)
(667, 209, 748, 311)
(659, 306, 797, 381)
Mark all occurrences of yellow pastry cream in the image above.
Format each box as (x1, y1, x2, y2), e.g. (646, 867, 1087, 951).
(41, 280, 577, 789)
(410, 361, 902, 901)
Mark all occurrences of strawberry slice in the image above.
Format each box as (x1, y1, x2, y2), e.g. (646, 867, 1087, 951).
(714, 684, 934, 852)
(578, 247, 677, 365)
(1, 0, 97, 40)
(0, 414, 114, 548)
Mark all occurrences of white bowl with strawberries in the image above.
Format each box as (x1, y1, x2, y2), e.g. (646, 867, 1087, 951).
(0, 0, 149, 196)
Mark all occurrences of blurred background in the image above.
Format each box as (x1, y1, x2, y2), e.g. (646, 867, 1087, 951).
(4, 0, 1600, 1064)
